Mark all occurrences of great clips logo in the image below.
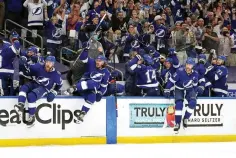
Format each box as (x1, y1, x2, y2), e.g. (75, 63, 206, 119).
(0, 103, 81, 130)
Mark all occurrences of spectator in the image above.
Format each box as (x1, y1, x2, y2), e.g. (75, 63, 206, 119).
(218, 27, 234, 66)
(0, 0, 4, 31)
(67, 2, 80, 31)
(54, 1, 67, 36)
(171, 22, 188, 65)
(164, 7, 175, 29)
(194, 18, 204, 45)
(23, 0, 48, 47)
(202, 25, 219, 58)
(23, 0, 47, 28)
(111, 11, 128, 32)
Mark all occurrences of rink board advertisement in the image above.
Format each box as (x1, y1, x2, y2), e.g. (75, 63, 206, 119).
(129, 103, 172, 128)
(0, 98, 106, 139)
(117, 98, 236, 137)
(1, 97, 236, 146)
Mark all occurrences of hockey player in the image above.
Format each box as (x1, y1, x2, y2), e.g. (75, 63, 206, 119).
(66, 43, 110, 123)
(160, 48, 180, 95)
(164, 57, 202, 133)
(195, 54, 211, 96)
(0, 31, 21, 96)
(19, 46, 45, 85)
(20, 46, 44, 64)
(209, 56, 228, 97)
(129, 54, 160, 96)
(125, 51, 140, 96)
(15, 56, 62, 127)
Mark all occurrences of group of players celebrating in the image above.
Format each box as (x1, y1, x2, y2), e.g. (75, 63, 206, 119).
(125, 44, 228, 132)
(0, 31, 228, 133)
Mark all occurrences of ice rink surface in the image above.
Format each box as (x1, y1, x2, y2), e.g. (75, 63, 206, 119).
(1, 142, 236, 158)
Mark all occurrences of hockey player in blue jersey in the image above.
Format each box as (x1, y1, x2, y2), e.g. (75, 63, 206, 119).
(19, 46, 45, 85)
(0, 31, 21, 96)
(15, 56, 63, 127)
(20, 46, 44, 64)
(66, 42, 110, 123)
(125, 51, 140, 96)
(160, 48, 180, 95)
(194, 54, 211, 97)
(208, 56, 228, 97)
(129, 54, 160, 96)
(164, 57, 202, 133)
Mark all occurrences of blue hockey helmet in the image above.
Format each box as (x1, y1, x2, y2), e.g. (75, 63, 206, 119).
(217, 55, 227, 62)
(96, 55, 107, 63)
(138, 49, 146, 56)
(198, 54, 206, 60)
(186, 57, 195, 66)
(45, 56, 56, 64)
(145, 45, 156, 54)
(143, 54, 154, 65)
(10, 31, 19, 42)
(165, 57, 173, 64)
(28, 46, 38, 55)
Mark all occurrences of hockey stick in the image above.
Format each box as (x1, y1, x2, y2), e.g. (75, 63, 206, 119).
(71, 14, 107, 68)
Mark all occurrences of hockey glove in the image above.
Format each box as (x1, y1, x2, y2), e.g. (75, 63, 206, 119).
(13, 80, 19, 89)
(196, 86, 204, 96)
(164, 89, 171, 98)
(96, 91, 103, 102)
(168, 48, 176, 56)
(47, 90, 57, 102)
(19, 56, 27, 66)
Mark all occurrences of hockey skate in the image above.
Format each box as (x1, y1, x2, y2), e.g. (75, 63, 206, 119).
(182, 119, 188, 129)
(75, 110, 86, 124)
(26, 115, 35, 128)
(174, 123, 180, 134)
(14, 103, 24, 121)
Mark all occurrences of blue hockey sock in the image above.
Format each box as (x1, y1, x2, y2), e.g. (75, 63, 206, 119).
(175, 100, 184, 125)
(81, 102, 92, 113)
(28, 107, 36, 116)
(184, 99, 196, 119)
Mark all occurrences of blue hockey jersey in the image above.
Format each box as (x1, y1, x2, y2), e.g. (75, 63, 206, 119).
(27, 63, 63, 91)
(166, 67, 199, 90)
(45, 20, 63, 45)
(0, 41, 19, 76)
(79, 49, 111, 95)
(207, 65, 228, 95)
(153, 23, 168, 50)
(129, 56, 159, 89)
(20, 51, 45, 79)
(161, 54, 180, 87)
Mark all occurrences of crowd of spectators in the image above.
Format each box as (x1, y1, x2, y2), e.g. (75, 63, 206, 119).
(0, 0, 236, 66)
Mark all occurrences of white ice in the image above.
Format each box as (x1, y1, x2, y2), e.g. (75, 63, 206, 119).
(1, 142, 236, 158)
